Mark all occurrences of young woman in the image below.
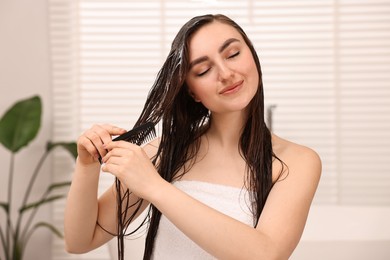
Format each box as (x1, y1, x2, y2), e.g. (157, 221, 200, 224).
(64, 14, 321, 259)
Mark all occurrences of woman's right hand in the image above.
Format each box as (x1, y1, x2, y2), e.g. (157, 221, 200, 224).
(76, 124, 127, 166)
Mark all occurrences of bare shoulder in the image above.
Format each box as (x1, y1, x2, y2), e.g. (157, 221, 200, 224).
(257, 134, 322, 257)
(271, 134, 322, 183)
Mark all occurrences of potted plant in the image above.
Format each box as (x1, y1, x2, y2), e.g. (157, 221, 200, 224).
(0, 95, 77, 260)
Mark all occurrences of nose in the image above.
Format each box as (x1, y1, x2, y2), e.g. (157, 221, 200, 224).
(217, 62, 234, 81)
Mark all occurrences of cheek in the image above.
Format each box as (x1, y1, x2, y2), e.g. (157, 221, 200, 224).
(187, 82, 204, 102)
(243, 57, 259, 88)
(186, 75, 214, 99)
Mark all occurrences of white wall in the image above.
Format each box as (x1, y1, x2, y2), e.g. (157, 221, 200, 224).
(0, 0, 53, 259)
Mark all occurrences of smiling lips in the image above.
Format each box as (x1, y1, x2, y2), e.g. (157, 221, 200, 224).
(219, 80, 244, 95)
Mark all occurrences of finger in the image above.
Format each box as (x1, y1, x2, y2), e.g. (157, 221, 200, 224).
(101, 163, 121, 177)
(101, 124, 127, 136)
(102, 147, 134, 164)
(77, 135, 101, 160)
(91, 124, 115, 147)
(101, 163, 112, 173)
(104, 140, 139, 151)
(89, 124, 127, 161)
(102, 149, 128, 164)
(84, 130, 107, 158)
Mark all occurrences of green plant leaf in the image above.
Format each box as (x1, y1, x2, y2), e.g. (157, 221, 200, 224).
(19, 195, 64, 213)
(0, 95, 42, 153)
(46, 141, 78, 159)
(0, 202, 9, 213)
(32, 222, 64, 238)
(47, 181, 71, 193)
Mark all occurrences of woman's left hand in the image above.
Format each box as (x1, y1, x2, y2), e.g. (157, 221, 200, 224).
(101, 141, 163, 200)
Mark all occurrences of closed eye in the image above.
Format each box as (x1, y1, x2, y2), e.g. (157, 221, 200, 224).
(228, 51, 240, 59)
(197, 68, 210, 77)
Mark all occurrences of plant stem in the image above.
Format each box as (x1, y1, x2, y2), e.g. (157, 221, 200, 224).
(20, 151, 49, 214)
(0, 226, 9, 260)
(15, 151, 49, 252)
(20, 190, 50, 244)
(6, 153, 15, 260)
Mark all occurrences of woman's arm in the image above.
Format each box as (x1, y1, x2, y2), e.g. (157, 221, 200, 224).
(64, 160, 110, 253)
(64, 164, 149, 253)
(154, 147, 320, 259)
(64, 124, 154, 253)
(102, 141, 321, 259)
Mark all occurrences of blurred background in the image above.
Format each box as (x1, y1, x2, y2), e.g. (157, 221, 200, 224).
(1, 0, 389, 259)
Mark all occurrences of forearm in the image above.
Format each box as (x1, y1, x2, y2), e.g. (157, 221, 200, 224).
(64, 158, 101, 253)
(149, 181, 283, 260)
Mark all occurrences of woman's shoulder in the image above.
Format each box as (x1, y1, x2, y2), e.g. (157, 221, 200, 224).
(272, 133, 320, 162)
(271, 134, 322, 182)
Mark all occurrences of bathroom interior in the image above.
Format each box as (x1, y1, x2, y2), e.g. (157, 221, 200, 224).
(0, 0, 389, 259)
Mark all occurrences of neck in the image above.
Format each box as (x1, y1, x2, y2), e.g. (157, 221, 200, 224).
(207, 111, 247, 148)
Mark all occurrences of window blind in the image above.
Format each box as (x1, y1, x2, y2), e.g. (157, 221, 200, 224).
(337, 0, 390, 204)
(48, 0, 87, 259)
(48, 0, 390, 259)
(250, 0, 338, 204)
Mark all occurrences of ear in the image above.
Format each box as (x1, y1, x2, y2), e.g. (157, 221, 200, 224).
(188, 90, 201, 102)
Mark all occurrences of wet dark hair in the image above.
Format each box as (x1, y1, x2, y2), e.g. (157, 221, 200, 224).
(123, 14, 282, 259)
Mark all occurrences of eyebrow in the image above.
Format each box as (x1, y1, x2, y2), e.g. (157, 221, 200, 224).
(189, 38, 240, 68)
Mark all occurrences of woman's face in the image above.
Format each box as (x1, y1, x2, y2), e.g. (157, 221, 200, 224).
(185, 21, 259, 115)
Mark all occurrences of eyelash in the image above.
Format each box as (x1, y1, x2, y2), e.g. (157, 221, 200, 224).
(196, 51, 240, 77)
(228, 51, 240, 59)
(197, 69, 209, 77)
